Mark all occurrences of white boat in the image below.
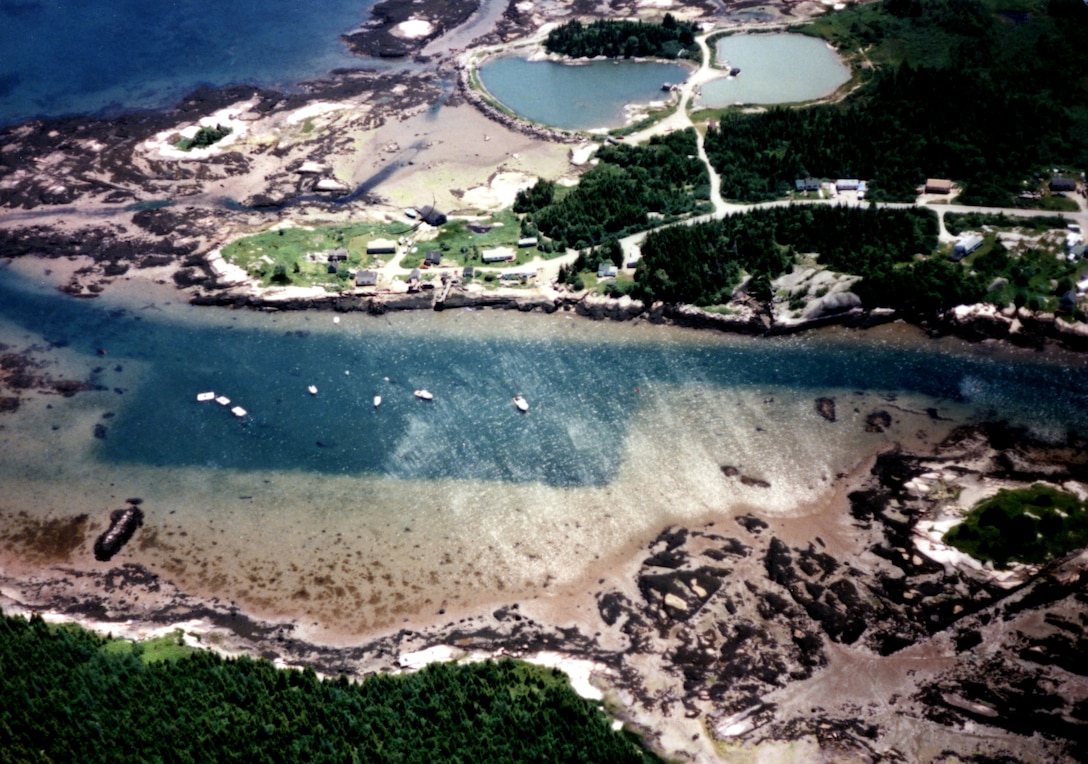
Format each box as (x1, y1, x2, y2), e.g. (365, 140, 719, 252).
(373, 395, 382, 407)
(513, 395, 529, 412)
(230, 406, 247, 418)
(308, 385, 318, 396)
(215, 395, 231, 406)
(196, 391, 215, 402)
(414, 389, 434, 401)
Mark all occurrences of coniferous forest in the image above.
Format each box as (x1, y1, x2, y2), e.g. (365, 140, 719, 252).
(544, 15, 700, 60)
(0, 611, 663, 763)
(634, 205, 942, 308)
(704, 0, 1088, 204)
(526, 129, 710, 251)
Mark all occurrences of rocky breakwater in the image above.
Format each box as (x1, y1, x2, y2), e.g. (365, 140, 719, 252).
(458, 59, 582, 145)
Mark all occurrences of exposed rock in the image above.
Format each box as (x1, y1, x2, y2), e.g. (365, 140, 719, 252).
(865, 410, 892, 432)
(816, 397, 836, 422)
(801, 290, 862, 320)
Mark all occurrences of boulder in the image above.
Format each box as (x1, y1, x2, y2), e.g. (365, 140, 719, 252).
(801, 291, 862, 320)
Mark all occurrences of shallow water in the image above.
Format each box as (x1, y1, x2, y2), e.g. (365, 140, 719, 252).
(2, 264, 1086, 635)
(0, 0, 376, 127)
(700, 33, 851, 106)
(478, 56, 690, 130)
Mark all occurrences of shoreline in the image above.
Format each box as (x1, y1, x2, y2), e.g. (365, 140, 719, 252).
(4, 417, 1087, 761)
(4, 2, 1088, 761)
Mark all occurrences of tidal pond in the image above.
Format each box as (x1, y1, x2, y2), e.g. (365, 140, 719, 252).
(477, 55, 689, 130)
(699, 33, 850, 107)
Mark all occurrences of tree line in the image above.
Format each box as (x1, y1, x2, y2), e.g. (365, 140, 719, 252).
(0, 610, 663, 763)
(544, 15, 699, 60)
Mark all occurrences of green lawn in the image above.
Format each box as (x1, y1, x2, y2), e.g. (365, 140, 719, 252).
(101, 629, 198, 664)
(401, 208, 564, 270)
(221, 222, 408, 288)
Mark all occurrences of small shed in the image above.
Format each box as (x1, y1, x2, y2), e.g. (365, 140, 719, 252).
(425, 251, 442, 266)
(367, 239, 397, 255)
(467, 223, 492, 234)
(462, 266, 475, 279)
(327, 263, 339, 275)
(925, 178, 953, 194)
(795, 178, 820, 193)
(597, 262, 618, 279)
(517, 237, 539, 249)
(409, 268, 420, 282)
(1051, 177, 1077, 193)
(952, 234, 984, 261)
(355, 270, 378, 287)
(420, 206, 447, 226)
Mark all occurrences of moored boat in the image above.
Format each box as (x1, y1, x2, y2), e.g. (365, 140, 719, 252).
(196, 391, 215, 402)
(230, 406, 247, 417)
(374, 395, 382, 407)
(513, 395, 529, 412)
(215, 395, 231, 406)
(308, 385, 318, 395)
(414, 389, 434, 401)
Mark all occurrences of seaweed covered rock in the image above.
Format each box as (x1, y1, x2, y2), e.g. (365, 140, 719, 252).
(93, 504, 144, 561)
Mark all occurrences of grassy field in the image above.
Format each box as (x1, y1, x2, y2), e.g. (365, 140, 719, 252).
(221, 222, 408, 288)
(400, 208, 563, 270)
(101, 630, 197, 664)
(223, 209, 564, 285)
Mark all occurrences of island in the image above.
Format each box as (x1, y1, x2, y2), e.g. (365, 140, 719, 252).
(2, 0, 1088, 761)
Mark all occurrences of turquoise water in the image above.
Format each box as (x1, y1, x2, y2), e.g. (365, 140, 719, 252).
(2, 267, 1087, 488)
(478, 56, 689, 130)
(0, 0, 376, 127)
(700, 33, 851, 106)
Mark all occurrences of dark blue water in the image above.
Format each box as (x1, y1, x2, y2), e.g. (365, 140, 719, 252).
(4, 267, 1088, 488)
(0, 0, 376, 127)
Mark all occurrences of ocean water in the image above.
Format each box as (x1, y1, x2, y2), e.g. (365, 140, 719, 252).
(0, 0, 378, 128)
(3, 265, 1088, 635)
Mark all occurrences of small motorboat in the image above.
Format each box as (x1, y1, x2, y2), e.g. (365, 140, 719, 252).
(196, 391, 215, 402)
(308, 385, 318, 396)
(414, 389, 434, 401)
(230, 406, 247, 418)
(513, 395, 529, 412)
(215, 395, 231, 406)
(374, 395, 382, 407)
